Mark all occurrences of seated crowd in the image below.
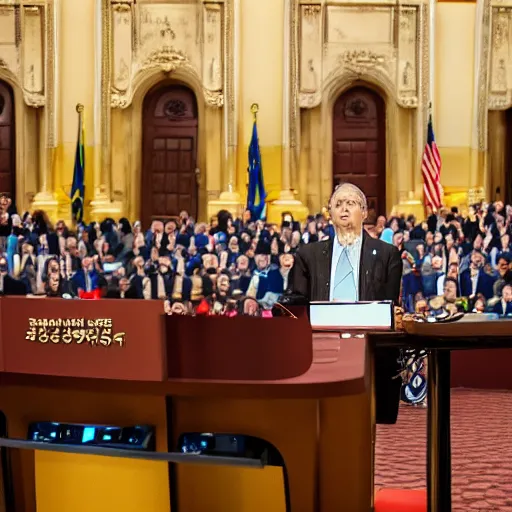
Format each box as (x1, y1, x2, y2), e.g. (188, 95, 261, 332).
(0, 192, 511, 318)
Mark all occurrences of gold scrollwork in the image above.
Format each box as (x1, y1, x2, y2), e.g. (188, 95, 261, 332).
(23, 91, 45, 108)
(340, 49, 388, 67)
(303, 5, 321, 17)
(203, 88, 224, 107)
(299, 91, 321, 109)
(112, 3, 131, 13)
(141, 45, 188, 73)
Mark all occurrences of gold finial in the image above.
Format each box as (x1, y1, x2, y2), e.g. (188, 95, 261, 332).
(76, 103, 84, 113)
(250, 103, 259, 120)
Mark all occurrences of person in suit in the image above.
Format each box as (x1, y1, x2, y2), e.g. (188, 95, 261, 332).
(459, 250, 497, 301)
(492, 284, 512, 315)
(288, 182, 403, 424)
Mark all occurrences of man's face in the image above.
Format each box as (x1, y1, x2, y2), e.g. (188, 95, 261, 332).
(393, 232, 404, 248)
(447, 264, 458, 279)
(471, 252, 483, 269)
(328, 186, 366, 232)
(255, 254, 269, 270)
(48, 260, 60, 275)
(443, 281, 457, 302)
(237, 255, 249, 272)
(445, 234, 454, 249)
(503, 285, 512, 302)
(217, 275, 230, 293)
(426, 232, 434, 245)
(165, 221, 176, 234)
(498, 258, 509, 277)
(432, 256, 443, 270)
(119, 277, 130, 292)
(82, 257, 92, 271)
(279, 253, 294, 270)
(473, 235, 483, 250)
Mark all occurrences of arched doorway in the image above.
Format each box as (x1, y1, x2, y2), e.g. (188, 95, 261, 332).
(0, 81, 15, 200)
(141, 84, 198, 227)
(332, 86, 386, 218)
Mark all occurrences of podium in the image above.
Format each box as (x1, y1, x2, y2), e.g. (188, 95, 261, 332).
(0, 297, 376, 512)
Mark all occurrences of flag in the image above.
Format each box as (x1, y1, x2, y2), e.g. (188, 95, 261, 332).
(246, 118, 267, 221)
(70, 106, 85, 223)
(422, 114, 443, 210)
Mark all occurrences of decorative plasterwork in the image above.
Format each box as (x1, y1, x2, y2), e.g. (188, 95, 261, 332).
(108, 0, 229, 110)
(487, 6, 512, 110)
(474, 0, 512, 151)
(295, 1, 430, 111)
(0, 1, 56, 110)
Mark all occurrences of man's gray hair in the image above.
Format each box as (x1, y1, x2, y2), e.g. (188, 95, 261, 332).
(329, 183, 368, 212)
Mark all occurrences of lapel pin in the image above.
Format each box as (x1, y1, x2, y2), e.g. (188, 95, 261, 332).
(372, 249, 377, 255)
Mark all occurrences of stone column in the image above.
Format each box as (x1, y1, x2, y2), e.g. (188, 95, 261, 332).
(90, 0, 121, 220)
(207, 0, 242, 219)
(266, 0, 308, 224)
(31, 0, 59, 219)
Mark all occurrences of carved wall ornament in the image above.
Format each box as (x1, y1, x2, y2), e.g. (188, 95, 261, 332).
(202, 88, 224, 107)
(488, 94, 511, 109)
(492, 10, 509, 50)
(23, 91, 45, 108)
(340, 50, 387, 68)
(141, 45, 188, 73)
(303, 5, 321, 17)
(164, 99, 186, 119)
(299, 91, 321, 108)
(402, 61, 412, 87)
(112, 3, 131, 14)
(345, 98, 368, 117)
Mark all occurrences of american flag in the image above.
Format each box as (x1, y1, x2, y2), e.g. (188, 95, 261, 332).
(422, 115, 442, 210)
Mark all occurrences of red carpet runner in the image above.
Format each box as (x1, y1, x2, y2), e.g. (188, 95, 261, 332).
(375, 389, 512, 511)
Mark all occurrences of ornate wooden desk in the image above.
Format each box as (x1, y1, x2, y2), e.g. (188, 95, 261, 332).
(0, 298, 374, 512)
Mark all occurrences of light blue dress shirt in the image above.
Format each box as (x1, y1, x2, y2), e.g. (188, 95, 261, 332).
(329, 234, 362, 302)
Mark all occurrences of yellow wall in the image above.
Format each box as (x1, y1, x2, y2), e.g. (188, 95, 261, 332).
(237, 0, 284, 198)
(434, 2, 476, 192)
(57, 0, 95, 205)
(1, 0, 489, 221)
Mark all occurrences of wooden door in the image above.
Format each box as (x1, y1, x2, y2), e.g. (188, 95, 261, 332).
(142, 85, 198, 227)
(332, 87, 386, 219)
(0, 82, 15, 199)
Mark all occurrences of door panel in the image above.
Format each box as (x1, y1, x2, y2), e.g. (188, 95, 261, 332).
(0, 82, 15, 200)
(332, 87, 386, 219)
(142, 85, 198, 226)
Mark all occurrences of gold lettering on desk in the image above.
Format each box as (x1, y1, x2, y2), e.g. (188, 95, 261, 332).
(25, 318, 125, 347)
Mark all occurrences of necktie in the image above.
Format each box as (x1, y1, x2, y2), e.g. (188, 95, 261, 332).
(85, 272, 91, 292)
(333, 248, 357, 302)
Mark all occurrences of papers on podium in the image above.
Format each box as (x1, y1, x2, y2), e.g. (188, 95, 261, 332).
(309, 301, 394, 331)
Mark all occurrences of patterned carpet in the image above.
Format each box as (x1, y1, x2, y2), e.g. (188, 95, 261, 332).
(375, 389, 512, 511)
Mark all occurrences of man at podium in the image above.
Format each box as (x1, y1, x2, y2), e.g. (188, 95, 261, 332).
(289, 183, 403, 423)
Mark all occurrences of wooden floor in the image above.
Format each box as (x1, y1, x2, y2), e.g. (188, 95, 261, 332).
(375, 389, 512, 511)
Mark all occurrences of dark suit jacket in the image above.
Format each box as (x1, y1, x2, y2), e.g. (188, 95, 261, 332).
(289, 232, 402, 304)
(288, 232, 403, 424)
(459, 268, 497, 301)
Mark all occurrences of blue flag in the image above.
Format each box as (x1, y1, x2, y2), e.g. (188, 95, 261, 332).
(246, 119, 266, 220)
(70, 109, 85, 223)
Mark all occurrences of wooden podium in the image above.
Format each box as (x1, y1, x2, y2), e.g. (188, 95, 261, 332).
(0, 297, 376, 512)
